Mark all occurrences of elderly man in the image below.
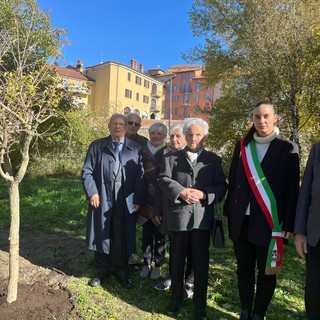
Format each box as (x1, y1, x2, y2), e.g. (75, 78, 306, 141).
(125, 112, 148, 266)
(126, 112, 148, 147)
(82, 113, 144, 289)
(158, 118, 227, 320)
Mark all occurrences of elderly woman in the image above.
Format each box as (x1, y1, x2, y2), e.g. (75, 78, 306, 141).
(158, 118, 227, 320)
(155, 123, 194, 297)
(139, 123, 169, 280)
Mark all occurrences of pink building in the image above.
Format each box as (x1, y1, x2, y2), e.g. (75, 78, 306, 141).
(159, 65, 221, 121)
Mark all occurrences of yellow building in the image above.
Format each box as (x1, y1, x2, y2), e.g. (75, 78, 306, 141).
(55, 61, 94, 109)
(84, 59, 164, 119)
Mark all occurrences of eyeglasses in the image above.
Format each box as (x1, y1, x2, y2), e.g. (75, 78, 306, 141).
(128, 121, 141, 128)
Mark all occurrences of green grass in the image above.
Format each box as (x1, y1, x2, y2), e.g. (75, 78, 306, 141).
(0, 176, 306, 319)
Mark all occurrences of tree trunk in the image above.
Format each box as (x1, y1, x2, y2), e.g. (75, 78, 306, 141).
(6, 180, 20, 303)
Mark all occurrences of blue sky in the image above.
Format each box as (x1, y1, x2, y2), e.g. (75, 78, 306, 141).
(37, 0, 204, 72)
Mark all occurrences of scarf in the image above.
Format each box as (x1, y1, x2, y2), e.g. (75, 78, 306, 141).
(240, 136, 283, 275)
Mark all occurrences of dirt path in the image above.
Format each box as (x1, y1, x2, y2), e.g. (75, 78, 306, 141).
(0, 227, 86, 319)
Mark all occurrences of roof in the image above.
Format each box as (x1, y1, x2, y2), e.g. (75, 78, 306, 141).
(168, 65, 203, 73)
(54, 66, 94, 81)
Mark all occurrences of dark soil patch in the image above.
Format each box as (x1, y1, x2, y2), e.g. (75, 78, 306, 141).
(0, 227, 87, 320)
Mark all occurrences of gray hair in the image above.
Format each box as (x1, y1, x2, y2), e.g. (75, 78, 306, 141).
(109, 113, 128, 125)
(169, 123, 184, 136)
(126, 112, 142, 122)
(148, 123, 167, 136)
(183, 118, 209, 136)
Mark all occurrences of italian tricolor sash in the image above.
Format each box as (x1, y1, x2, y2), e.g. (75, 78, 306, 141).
(240, 138, 283, 275)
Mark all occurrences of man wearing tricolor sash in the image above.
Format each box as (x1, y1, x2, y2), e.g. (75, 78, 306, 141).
(224, 101, 300, 320)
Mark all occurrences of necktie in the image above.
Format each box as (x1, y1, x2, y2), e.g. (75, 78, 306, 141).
(113, 142, 120, 176)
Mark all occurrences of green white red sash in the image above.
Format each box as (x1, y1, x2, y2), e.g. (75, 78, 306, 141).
(240, 138, 283, 275)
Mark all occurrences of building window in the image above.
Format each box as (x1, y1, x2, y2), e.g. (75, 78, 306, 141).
(174, 108, 178, 115)
(183, 108, 188, 118)
(196, 81, 201, 91)
(181, 74, 187, 82)
(136, 92, 139, 101)
(125, 89, 132, 99)
(143, 95, 149, 104)
(194, 94, 199, 101)
(174, 95, 179, 102)
(205, 93, 211, 100)
(152, 83, 158, 95)
(183, 95, 190, 105)
(144, 79, 150, 88)
(142, 111, 148, 119)
(188, 73, 193, 81)
(184, 83, 191, 93)
(127, 72, 131, 81)
(135, 76, 141, 85)
(151, 99, 156, 110)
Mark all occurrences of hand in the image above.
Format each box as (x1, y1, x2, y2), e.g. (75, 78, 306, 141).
(133, 204, 140, 212)
(90, 194, 100, 208)
(179, 188, 202, 204)
(153, 216, 162, 225)
(294, 233, 307, 260)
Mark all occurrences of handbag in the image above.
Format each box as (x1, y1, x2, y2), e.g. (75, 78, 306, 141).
(211, 200, 225, 248)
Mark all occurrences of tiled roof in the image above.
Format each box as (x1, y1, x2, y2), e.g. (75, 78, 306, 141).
(168, 65, 203, 72)
(54, 66, 93, 81)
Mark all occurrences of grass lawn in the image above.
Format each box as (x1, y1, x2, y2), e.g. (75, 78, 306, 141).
(0, 175, 306, 319)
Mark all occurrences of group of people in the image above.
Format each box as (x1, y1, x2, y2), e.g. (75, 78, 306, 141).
(81, 101, 319, 320)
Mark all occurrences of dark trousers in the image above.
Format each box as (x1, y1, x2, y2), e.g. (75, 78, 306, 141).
(234, 217, 276, 317)
(170, 229, 210, 310)
(168, 235, 194, 284)
(142, 219, 166, 267)
(94, 199, 129, 279)
(305, 242, 320, 320)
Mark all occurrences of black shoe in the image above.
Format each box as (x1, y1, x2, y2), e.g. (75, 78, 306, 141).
(195, 308, 206, 319)
(240, 310, 252, 320)
(115, 274, 134, 289)
(167, 300, 181, 315)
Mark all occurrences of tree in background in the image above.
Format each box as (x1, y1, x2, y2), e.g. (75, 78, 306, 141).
(188, 0, 320, 162)
(0, 0, 67, 303)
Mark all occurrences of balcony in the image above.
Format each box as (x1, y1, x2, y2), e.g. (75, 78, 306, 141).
(151, 91, 161, 98)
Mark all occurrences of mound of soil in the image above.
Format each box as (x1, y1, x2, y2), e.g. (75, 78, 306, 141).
(0, 227, 85, 320)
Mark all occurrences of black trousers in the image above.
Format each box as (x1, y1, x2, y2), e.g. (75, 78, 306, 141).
(234, 216, 276, 317)
(142, 219, 166, 267)
(305, 242, 320, 320)
(93, 190, 129, 279)
(170, 229, 210, 310)
(168, 234, 194, 284)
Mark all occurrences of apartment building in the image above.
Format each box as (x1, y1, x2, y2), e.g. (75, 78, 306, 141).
(159, 65, 221, 121)
(84, 59, 164, 120)
(55, 61, 94, 109)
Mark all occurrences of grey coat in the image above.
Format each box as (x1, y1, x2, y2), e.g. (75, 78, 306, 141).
(82, 136, 144, 255)
(295, 142, 320, 247)
(157, 148, 227, 231)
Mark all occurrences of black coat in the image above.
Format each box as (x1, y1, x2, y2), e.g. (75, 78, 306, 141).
(158, 148, 227, 231)
(224, 137, 300, 247)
